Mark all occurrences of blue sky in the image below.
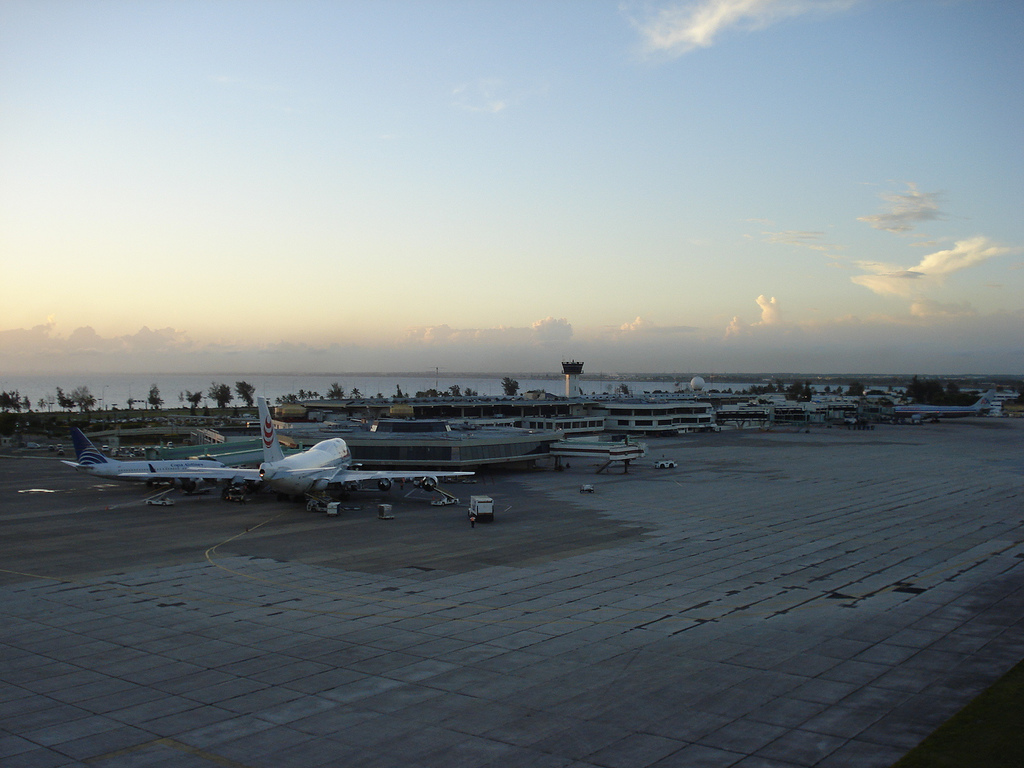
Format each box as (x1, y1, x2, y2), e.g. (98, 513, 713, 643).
(1, 0, 1022, 375)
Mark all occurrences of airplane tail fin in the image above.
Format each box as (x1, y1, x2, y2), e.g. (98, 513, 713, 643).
(257, 397, 285, 463)
(70, 428, 108, 466)
(975, 390, 997, 409)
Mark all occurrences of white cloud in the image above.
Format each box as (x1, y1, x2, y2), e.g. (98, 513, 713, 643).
(755, 294, 781, 325)
(916, 236, 1010, 276)
(614, 316, 699, 335)
(403, 317, 574, 346)
(851, 237, 1014, 297)
(531, 316, 574, 342)
(857, 183, 944, 234)
(632, 0, 857, 57)
(724, 295, 781, 336)
(620, 316, 654, 332)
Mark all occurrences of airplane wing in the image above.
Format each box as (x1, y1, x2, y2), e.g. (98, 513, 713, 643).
(270, 466, 474, 489)
(335, 469, 474, 484)
(263, 466, 472, 482)
(118, 467, 262, 482)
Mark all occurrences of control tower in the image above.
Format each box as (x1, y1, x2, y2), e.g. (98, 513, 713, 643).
(562, 360, 584, 398)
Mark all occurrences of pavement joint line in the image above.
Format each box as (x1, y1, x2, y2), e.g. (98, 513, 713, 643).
(83, 737, 255, 767)
(0, 564, 665, 628)
(2, 556, 968, 630)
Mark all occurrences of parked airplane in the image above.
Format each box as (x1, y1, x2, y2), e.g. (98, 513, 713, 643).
(119, 397, 473, 500)
(894, 390, 997, 421)
(248, 397, 474, 498)
(63, 428, 234, 493)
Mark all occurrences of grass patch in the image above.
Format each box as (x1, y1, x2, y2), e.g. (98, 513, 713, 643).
(892, 657, 1024, 768)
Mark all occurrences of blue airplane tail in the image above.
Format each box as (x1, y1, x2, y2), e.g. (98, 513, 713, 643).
(70, 428, 109, 466)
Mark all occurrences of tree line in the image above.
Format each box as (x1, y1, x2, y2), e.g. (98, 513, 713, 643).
(9, 376, 1017, 415)
(0, 376, 525, 417)
(743, 380, 867, 400)
(0, 381, 259, 415)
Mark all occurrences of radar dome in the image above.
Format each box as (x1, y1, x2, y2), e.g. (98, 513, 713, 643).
(690, 376, 705, 391)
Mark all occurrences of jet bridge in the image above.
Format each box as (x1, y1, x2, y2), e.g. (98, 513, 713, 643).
(550, 438, 646, 473)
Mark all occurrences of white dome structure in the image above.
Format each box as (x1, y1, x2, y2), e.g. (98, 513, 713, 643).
(690, 376, 706, 392)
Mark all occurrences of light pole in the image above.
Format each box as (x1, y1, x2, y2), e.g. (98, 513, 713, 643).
(102, 385, 109, 412)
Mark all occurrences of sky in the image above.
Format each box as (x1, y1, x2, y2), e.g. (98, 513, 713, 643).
(1, 0, 1022, 376)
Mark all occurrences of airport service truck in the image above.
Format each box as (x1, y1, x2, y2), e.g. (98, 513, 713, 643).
(468, 495, 494, 523)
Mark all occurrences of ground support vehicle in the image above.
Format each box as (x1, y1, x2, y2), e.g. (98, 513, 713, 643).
(469, 495, 494, 522)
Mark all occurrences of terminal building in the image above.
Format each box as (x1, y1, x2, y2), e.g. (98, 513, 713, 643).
(300, 394, 719, 437)
(167, 363, 808, 471)
(309, 420, 557, 471)
(297, 361, 724, 439)
(207, 361, 723, 473)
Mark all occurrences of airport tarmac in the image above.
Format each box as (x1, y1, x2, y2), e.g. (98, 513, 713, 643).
(1, 419, 1023, 767)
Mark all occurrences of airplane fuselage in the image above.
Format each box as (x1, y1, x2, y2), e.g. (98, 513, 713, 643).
(893, 391, 995, 421)
(258, 438, 352, 495)
(894, 405, 985, 419)
(70, 458, 225, 480)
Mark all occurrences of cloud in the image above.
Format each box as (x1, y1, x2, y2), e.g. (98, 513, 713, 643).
(403, 317, 574, 346)
(916, 236, 1011, 276)
(755, 294, 781, 325)
(452, 79, 507, 113)
(531, 316, 574, 342)
(632, 0, 857, 57)
(762, 229, 844, 261)
(857, 183, 944, 234)
(0, 323, 192, 357)
(724, 295, 782, 336)
(452, 77, 549, 115)
(851, 237, 1014, 297)
(0, 323, 206, 375)
(717, 309, 1024, 374)
(763, 230, 830, 251)
(620, 316, 655, 333)
(910, 300, 977, 319)
(614, 316, 700, 335)
(4, 308, 1022, 376)
(850, 272, 919, 298)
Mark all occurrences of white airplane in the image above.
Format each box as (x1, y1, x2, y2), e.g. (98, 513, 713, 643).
(894, 390, 997, 422)
(121, 397, 473, 500)
(63, 428, 234, 493)
(249, 396, 474, 498)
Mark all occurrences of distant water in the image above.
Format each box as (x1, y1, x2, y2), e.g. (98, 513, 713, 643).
(0, 373, 756, 411)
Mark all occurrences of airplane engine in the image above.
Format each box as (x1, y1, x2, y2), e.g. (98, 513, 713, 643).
(417, 476, 438, 492)
(311, 478, 331, 493)
(377, 478, 392, 492)
(180, 478, 197, 494)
